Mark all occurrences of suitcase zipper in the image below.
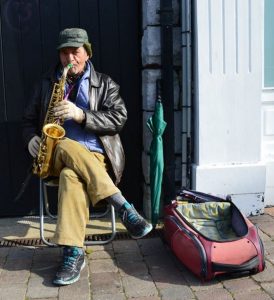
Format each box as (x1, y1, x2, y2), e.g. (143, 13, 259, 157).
(167, 215, 208, 278)
(212, 256, 259, 273)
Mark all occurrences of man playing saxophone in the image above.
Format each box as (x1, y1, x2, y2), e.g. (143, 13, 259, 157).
(22, 28, 152, 286)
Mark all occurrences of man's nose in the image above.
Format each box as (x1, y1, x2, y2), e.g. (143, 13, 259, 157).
(67, 53, 74, 61)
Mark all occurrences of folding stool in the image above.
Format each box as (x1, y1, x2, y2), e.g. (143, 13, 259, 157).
(39, 178, 116, 246)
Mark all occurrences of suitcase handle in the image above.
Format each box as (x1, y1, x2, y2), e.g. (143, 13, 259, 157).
(178, 189, 229, 203)
(212, 256, 259, 273)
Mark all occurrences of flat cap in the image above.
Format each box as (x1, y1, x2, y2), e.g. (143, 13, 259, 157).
(57, 28, 92, 56)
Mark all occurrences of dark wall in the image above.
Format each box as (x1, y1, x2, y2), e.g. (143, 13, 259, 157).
(0, 0, 142, 216)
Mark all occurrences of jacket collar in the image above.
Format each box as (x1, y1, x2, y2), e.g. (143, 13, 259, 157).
(87, 60, 100, 87)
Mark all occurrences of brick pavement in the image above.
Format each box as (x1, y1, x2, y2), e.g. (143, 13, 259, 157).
(0, 208, 274, 300)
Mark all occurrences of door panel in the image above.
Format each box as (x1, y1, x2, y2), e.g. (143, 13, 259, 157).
(0, 0, 141, 216)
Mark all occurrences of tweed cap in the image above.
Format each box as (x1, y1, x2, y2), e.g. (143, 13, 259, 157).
(57, 28, 92, 56)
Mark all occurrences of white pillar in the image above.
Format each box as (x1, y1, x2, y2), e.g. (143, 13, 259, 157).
(192, 0, 265, 216)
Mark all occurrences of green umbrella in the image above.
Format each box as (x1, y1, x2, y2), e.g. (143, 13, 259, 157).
(147, 99, 167, 226)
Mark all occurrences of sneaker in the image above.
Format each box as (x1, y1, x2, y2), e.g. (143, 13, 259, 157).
(53, 246, 85, 285)
(119, 203, 153, 239)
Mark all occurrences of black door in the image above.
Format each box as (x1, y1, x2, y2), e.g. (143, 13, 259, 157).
(0, 0, 142, 216)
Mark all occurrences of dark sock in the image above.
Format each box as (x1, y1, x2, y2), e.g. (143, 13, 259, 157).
(105, 193, 130, 211)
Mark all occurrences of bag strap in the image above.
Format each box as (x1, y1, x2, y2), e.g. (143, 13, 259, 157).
(178, 188, 228, 203)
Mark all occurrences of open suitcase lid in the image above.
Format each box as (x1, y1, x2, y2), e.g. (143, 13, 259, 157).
(176, 188, 230, 203)
(172, 189, 249, 242)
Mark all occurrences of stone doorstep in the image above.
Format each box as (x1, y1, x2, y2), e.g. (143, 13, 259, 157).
(0, 217, 126, 241)
(265, 207, 274, 217)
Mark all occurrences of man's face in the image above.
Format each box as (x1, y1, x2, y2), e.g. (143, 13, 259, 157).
(59, 46, 89, 75)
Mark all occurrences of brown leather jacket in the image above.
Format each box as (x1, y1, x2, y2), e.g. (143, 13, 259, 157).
(22, 61, 127, 184)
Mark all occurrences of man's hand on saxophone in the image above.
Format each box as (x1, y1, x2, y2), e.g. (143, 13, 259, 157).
(28, 135, 41, 158)
(53, 100, 86, 124)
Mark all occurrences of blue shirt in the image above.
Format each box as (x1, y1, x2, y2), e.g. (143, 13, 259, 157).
(61, 63, 104, 154)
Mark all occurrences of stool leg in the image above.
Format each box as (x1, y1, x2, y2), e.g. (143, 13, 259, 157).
(43, 181, 57, 219)
(84, 204, 116, 246)
(39, 179, 57, 247)
(40, 179, 116, 246)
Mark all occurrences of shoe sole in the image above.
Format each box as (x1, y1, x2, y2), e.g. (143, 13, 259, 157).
(53, 259, 86, 286)
(130, 223, 153, 239)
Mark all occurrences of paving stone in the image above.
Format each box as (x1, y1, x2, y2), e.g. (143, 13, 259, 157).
(87, 249, 114, 260)
(144, 252, 177, 271)
(34, 247, 62, 257)
(0, 269, 30, 285)
(194, 287, 233, 300)
(264, 207, 274, 216)
(222, 277, 260, 294)
(89, 258, 118, 273)
(0, 248, 10, 258)
(128, 297, 161, 300)
(150, 268, 187, 290)
(30, 298, 58, 300)
(4, 258, 32, 270)
(252, 261, 274, 282)
(261, 282, 274, 298)
(266, 253, 274, 264)
(121, 274, 158, 298)
(32, 249, 61, 263)
(137, 237, 166, 256)
(30, 261, 59, 279)
(26, 276, 58, 298)
(0, 259, 6, 277)
(181, 269, 223, 291)
(59, 275, 90, 300)
(85, 243, 113, 253)
(257, 222, 274, 238)
(0, 283, 27, 300)
(92, 293, 126, 300)
(233, 289, 272, 300)
(160, 285, 195, 300)
(263, 240, 274, 255)
(112, 240, 139, 253)
(29, 298, 58, 300)
(32, 253, 61, 264)
(8, 247, 34, 260)
(90, 272, 123, 295)
(258, 229, 272, 242)
(115, 251, 143, 262)
(249, 214, 274, 224)
(117, 260, 149, 277)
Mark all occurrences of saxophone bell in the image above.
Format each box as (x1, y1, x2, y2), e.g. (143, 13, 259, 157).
(43, 123, 65, 140)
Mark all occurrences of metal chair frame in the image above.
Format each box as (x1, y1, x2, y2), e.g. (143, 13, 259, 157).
(39, 178, 116, 246)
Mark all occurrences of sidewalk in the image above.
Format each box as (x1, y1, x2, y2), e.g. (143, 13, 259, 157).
(0, 208, 274, 300)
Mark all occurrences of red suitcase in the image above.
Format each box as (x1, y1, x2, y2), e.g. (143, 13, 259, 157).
(164, 189, 265, 281)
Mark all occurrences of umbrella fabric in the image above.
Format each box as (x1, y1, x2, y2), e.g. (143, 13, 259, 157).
(147, 101, 167, 226)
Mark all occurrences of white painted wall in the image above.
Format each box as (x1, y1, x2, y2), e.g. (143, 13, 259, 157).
(261, 91, 274, 206)
(192, 0, 266, 216)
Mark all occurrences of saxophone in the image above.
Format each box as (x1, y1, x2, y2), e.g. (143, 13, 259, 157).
(33, 63, 73, 178)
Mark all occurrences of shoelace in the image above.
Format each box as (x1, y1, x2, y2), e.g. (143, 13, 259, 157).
(61, 248, 81, 270)
(121, 208, 141, 224)
(61, 255, 77, 270)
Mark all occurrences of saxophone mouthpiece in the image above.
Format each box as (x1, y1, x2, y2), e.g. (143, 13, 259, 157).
(67, 63, 73, 69)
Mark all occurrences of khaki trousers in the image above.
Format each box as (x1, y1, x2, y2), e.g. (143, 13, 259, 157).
(50, 138, 120, 247)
